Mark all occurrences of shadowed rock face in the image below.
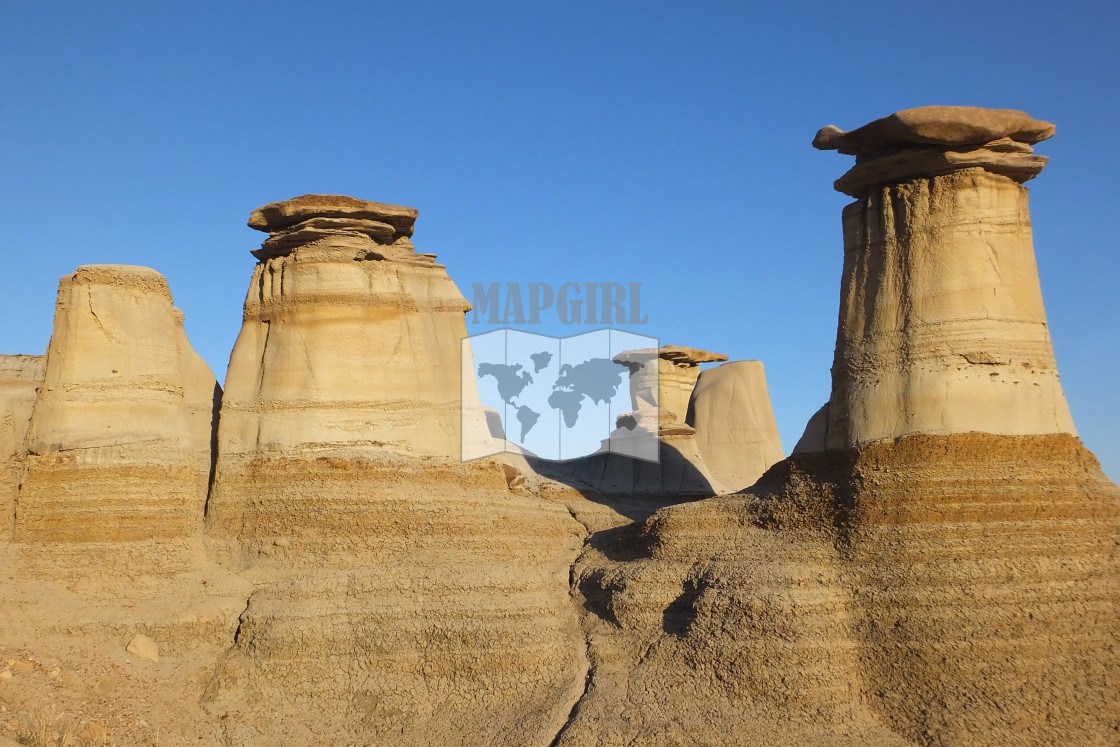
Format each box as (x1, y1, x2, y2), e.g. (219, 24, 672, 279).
(16, 265, 218, 542)
(531, 347, 783, 498)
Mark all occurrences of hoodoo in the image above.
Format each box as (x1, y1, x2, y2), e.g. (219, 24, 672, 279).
(200, 196, 586, 745)
(16, 265, 218, 542)
(559, 107, 1120, 746)
(800, 105, 1075, 450)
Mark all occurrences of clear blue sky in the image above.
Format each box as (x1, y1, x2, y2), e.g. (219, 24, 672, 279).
(2, 2, 1116, 479)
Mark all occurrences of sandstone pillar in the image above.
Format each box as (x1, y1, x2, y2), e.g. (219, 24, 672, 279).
(688, 360, 784, 492)
(16, 265, 218, 542)
(800, 106, 1076, 451)
(207, 195, 492, 538)
(201, 196, 585, 745)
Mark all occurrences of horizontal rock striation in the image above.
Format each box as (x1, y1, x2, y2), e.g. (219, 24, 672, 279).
(203, 196, 589, 744)
(203, 458, 587, 746)
(16, 265, 218, 543)
(0, 355, 44, 540)
(800, 108, 1074, 452)
(558, 107, 1120, 746)
(756, 433, 1120, 745)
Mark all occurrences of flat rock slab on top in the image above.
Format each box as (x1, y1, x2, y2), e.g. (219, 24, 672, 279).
(813, 106, 1055, 156)
(248, 194, 418, 235)
(659, 345, 728, 367)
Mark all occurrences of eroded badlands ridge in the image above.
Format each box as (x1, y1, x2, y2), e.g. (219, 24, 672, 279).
(0, 107, 1116, 746)
(560, 106, 1119, 746)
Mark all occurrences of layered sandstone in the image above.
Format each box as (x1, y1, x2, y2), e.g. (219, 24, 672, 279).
(1, 111, 1115, 747)
(557, 107, 1120, 746)
(201, 196, 587, 745)
(0, 355, 44, 539)
(799, 106, 1075, 451)
(15, 265, 218, 542)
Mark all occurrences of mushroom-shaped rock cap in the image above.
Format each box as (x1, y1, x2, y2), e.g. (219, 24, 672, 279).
(659, 345, 729, 366)
(813, 106, 1055, 156)
(612, 345, 729, 368)
(248, 194, 418, 235)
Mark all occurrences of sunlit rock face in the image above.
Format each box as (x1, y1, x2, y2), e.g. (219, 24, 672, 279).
(561, 107, 1120, 747)
(207, 194, 489, 538)
(16, 265, 218, 542)
(216, 195, 469, 463)
(0, 355, 44, 539)
(201, 196, 587, 746)
(688, 359, 784, 493)
(799, 106, 1075, 451)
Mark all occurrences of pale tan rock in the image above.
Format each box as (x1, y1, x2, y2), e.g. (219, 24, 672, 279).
(16, 265, 219, 542)
(125, 633, 159, 663)
(797, 123, 1074, 451)
(655, 345, 727, 428)
(202, 196, 588, 745)
(0, 355, 44, 539)
(688, 360, 784, 492)
(551, 107, 1119, 747)
(210, 197, 470, 484)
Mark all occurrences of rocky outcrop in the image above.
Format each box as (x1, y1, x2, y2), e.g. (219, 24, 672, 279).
(208, 195, 470, 535)
(538, 347, 783, 498)
(0, 111, 1114, 746)
(15, 265, 218, 543)
(0, 355, 44, 539)
(799, 106, 1075, 451)
(561, 107, 1120, 746)
(689, 360, 784, 493)
(201, 196, 587, 745)
(536, 346, 728, 497)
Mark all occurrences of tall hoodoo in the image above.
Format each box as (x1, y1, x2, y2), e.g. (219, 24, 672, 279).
(202, 196, 585, 745)
(14, 266, 218, 542)
(558, 107, 1120, 746)
(218, 195, 468, 462)
(801, 106, 1075, 450)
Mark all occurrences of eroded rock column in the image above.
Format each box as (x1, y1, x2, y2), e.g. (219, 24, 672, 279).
(202, 196, 585, 746)
(16, 265, 218, 542)
(802, 106, 1075, 450)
